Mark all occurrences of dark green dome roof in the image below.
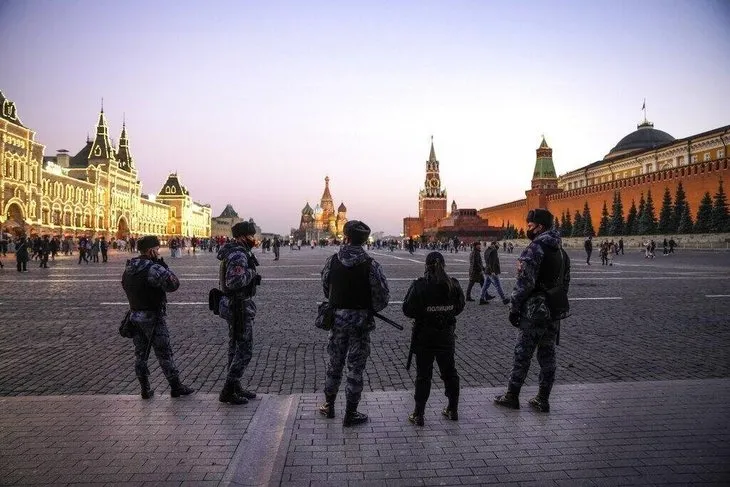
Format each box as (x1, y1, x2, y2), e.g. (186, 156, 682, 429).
(608, 121, 675, 157)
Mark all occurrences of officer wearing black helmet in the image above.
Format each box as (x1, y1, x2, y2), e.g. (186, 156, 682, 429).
(319, 220, 390, 426)
(122, 235, 194, 399)
(494, 208, 570, 413)
(216, 221, 261, 405)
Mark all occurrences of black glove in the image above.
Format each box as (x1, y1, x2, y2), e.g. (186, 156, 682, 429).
(509, 311, 521, 327)
(156, 257, 169, 269)
(254, 274, 262, 285)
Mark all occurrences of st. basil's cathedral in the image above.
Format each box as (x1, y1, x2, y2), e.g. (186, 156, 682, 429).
(296, 176, 348, 242)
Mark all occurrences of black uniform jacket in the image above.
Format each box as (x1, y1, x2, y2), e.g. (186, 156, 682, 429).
(403, 277, 465, 353)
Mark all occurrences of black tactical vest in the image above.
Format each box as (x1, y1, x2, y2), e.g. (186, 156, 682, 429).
(536, 245, 564, 291)
(415, 278, 458, 329)
(122, 263, 166, 311)
(328, 256, 372, 309)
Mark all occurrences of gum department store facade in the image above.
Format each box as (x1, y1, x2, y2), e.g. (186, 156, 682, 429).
(0, 90, 211, 240)
(405, 117, 729, 238)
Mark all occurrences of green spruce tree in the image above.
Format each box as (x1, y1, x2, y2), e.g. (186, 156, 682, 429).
(635, 193, 646, 235)
(609, 191, 625, 236)
(677, 202, 693, 234)
(625, 199, 638, 236)
(694, 192, 713, 233)
(582, 202, 595, 236)
(657, 187, 673, 234)
(553, 216, 560, 233)
(517, 228, 526, 239)
(638, 190, 657, 235)
(571, 210, 583, 237)
(564, 210, 573, 237)
(671, 182, 687, 232)
(711, 179, 729, 233)
(598, 201, 610, 236)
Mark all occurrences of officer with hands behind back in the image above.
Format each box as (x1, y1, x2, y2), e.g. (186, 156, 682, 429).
(402, 251, 465, 426)
(494, 208, 570, 413)
(122, 235, 194, 399)
(216, 221, 262, 405)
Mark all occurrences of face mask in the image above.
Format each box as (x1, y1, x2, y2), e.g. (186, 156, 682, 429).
(526, 228, 537, 241)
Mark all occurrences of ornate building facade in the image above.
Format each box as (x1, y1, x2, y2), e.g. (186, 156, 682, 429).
(477, 117, 730, 234)
(296, 176, 347, 241)
(0, 90, 211, 238)
(403, 138, 500, 242)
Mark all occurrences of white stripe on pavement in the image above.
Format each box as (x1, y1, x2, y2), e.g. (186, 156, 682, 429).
(705, 295, 730, 298)
(569, 297, 622, 301)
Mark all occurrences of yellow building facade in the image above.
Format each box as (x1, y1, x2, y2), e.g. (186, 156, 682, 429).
(0, 90, 211, 239)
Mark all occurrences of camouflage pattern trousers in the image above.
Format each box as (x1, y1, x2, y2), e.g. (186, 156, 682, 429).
(508, 319, 558, 395)
(226, 315, 254, 381)
(133, 318, 180, 381)
(324, 323, 371, 405)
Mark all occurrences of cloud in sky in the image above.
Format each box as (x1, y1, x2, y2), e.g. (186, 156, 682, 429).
(1, 0, 728, 235)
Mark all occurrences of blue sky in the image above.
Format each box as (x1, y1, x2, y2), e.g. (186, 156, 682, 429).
(1, 0, 728, 234)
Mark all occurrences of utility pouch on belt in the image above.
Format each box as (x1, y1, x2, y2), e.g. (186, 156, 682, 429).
(315, 300, 335, 331)
(208, 288, 223, 315)
(118, 310, 136, 338)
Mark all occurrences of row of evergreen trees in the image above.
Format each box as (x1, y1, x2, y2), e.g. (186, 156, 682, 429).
(553, 180, 729, 237)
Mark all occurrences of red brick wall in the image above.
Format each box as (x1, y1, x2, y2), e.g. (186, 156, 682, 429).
(478, 158, 728, 233)
(478, 198, 529, 232)
(548, 158, 729, 231)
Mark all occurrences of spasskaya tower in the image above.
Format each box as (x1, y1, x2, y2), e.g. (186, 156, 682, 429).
(418, 136, 447, 229)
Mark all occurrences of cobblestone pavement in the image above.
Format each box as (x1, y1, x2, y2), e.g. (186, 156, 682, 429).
(0, 246, 728, 396)
(1, 380, 728, 486)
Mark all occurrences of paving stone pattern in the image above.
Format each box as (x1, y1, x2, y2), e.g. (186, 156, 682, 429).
(0, 247, 729, 396)
(0, 380, 728, 486)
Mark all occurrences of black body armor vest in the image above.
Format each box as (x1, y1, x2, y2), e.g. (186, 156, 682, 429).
(122, 265, 166, 311)
(328, 256, 372, 309)
(536, 246, 564, 291)
(416, 279, 457, 329)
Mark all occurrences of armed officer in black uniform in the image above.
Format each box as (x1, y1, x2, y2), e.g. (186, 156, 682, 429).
(122, 235, 194, 399)
(402, 251, 465, 426)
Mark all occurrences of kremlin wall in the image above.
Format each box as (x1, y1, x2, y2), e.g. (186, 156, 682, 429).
(405, 118, 729, 240)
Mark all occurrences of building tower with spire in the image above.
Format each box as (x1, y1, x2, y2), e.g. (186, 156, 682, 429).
(526, 136, 561, 209)
(418, 137, 447, 229)
(116, 119, 134, 172)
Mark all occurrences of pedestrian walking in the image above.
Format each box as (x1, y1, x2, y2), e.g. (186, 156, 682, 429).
(584, 235, 593, 265)
(216, 221, 262, 405)
(15, 236, 29, 272)
(465, 241, 485, 301)
(318, 220, 390, 426)
(402, 251, 465, 426)
(480, 241, 510, 305)
(494, 208, 571, 413)
(121, 235, 194, 399)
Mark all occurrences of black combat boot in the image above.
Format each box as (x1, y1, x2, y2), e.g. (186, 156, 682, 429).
(138, 376, 154, 399)
(528, 387, 550, 412)
(234, 381, 257, 400)
(442, 395, 459, 421)
(219, 379, 247, 405)
(318, 394, 336, 418)
(408, 402, 426, 426)
(343, 402, 368, 427)
(169, 377, 194, 398)
(494, 389, 520, 409)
